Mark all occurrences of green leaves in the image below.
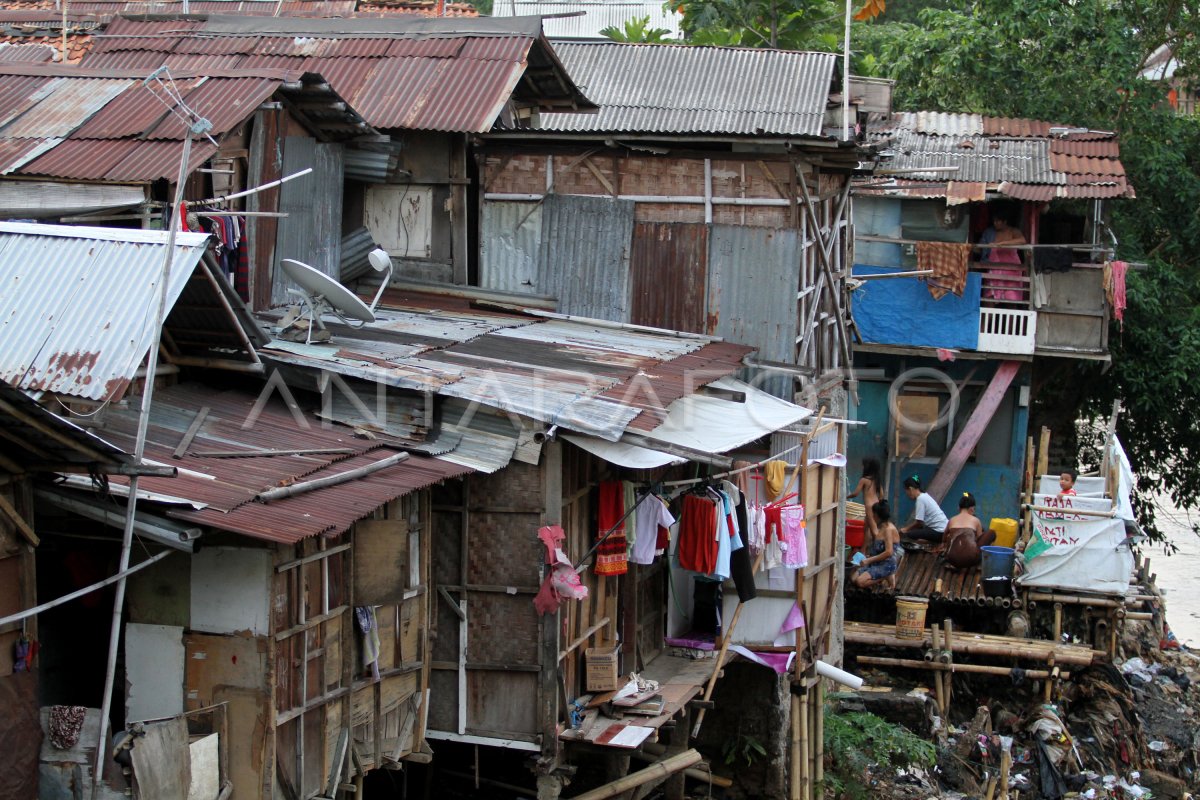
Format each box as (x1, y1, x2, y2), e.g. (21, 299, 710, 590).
(600, 15, 676, 43)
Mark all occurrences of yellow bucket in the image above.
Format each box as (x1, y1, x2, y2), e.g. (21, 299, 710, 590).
(895, 596, 928, 639)
(990, 517, 1019, 549)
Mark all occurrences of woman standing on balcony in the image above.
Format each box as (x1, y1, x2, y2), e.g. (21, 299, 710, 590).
(979, 209, 1028, 302)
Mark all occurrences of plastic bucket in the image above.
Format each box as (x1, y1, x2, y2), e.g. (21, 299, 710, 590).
(989, 518, 1019, 549)
(846, 519, 865, 548)
(895, 596, 928, 639)
(981, 546, 1016, 581)
(983, 576, 1012, 598)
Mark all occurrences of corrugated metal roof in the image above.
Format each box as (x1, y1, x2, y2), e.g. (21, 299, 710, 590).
(0, 380, 131, 470)
(492, 0, 682, 39)
(539, 42, 836, 137)
(0, 64, 373, 181)
(0, 43, 56, 63)
(867, 111, 1134, 200)
(0, 222, 209, 402)
(80, 383, 470, 543)
(77, 15, 592, 133)
(258, 294, 751, 443)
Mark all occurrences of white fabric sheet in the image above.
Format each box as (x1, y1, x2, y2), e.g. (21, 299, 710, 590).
(563, 377, 811, 469)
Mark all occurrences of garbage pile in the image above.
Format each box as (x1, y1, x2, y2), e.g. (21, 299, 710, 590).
(839, 645, 1200, 800)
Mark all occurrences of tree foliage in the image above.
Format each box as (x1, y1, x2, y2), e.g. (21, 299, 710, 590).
(600, 15, 675, 43)
(855, 0, 1200, 539)
(677, 0, 841, 50)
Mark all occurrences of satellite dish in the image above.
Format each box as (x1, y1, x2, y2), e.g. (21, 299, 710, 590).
(278, 251, 394, 345)
(280, 258, 374, 344)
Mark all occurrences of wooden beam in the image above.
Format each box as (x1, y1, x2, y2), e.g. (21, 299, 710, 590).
(173, 405, 212, 458)
(0, 491, 37, 546)
(925, 361, 1022, 503)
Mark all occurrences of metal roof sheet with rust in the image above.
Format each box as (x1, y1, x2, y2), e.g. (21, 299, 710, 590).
(0, 63, 373, 181)
(537, 41, 837, 137)
(79, 383, 470, 543)
(258, 293, 755, 442)
(865, 111, 1133, 200)
(0, 222, 210, 402)
(78, 14, 594, 132)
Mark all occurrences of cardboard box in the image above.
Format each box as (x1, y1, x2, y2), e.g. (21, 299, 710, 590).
(585, 646, 620, 692)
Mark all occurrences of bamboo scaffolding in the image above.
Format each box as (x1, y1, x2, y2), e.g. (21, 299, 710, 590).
(855, 655, 1069, 680)
(568, 750, 702, 800)
(844, 622, 1098, 666)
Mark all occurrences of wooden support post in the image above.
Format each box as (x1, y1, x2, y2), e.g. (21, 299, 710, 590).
(1053, 603, 1063, 643)
(1044, 656, 1056, 704)
(999, 746, 1012, 799)
(1036, 427, 1051, 480)
(813, 681, 824, 794)
(663, 707, 691, 800)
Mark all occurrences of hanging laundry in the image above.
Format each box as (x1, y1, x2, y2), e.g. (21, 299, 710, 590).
(1104, 260, 1128, 329)
(629, 491, 675, 565)
(916, 240, 972, 299)
(676, 493, 719, 575)
(355, 607, 382, 681)
(595, 481, 629, 576)
(48, 706, 87, 750)
(779, 505, 808, 569)
(623, 481, 639, 547)
(763, 460, 787, 500)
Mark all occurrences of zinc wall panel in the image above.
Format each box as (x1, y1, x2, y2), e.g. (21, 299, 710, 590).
(272, 136, 344, 306)
(629, 221, 707, 333)
(479, 200, 542, 295)
(706, 224, 800, 398)
(535, 193, 634, 321)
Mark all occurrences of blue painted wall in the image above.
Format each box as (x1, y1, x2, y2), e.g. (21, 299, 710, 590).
(848, 355, 1030, 530)
(852, 265, 982, 351)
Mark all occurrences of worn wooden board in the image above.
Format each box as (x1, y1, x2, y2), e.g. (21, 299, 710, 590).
(354, 520, 409, 605)
(184, 634, 269, 798)
(467, 670, 537, 737)
(130, 717, 191, 800)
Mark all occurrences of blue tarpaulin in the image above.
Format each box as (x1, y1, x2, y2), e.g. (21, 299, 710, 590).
(851, 265, 981, 350)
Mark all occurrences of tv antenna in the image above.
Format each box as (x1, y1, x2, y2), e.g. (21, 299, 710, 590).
(279, 248, 393, 344)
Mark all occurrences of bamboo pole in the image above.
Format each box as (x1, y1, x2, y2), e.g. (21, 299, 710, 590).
(1023, 504, 1115, 518)
(790, 694, 801, 800)
(930, 625, 946, 716)
(813, 681, 824, 794)
(799, 691, 811, 800)
(855, 656, 1068, 680)
(1053, 603, 1064, 642)
(1043, 656, 1056, 704)
(943, 619, 955, 715)
(999, 747, 1012, 799)
(984, 775, 998, 800)
(1036, 427, 1050, 479)
(566, 751, 703, 800)
(1028, 592, 1120, 608)
(843, 624, 1097, 666)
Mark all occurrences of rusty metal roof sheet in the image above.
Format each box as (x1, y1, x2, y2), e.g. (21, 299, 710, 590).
(258, 296, 753, 442)
(0, 43, 56, 62)
(0, 63, 374, 181)
(76, 15, 592, 132)
(79, 383, 470, 543)
(0, 222, 210, 402)
(868, 111, 1133, 200)
(539, 41, 836, 137)
(0, 380, 131, 470)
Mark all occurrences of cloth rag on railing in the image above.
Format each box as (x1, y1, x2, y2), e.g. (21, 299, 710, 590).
(1104, 260, 1128, 329)
(916, 241, 972, 299)
(355, 606, 381, 681)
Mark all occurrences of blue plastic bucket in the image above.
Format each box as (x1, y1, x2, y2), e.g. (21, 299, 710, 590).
(980, 545, 1016, 581)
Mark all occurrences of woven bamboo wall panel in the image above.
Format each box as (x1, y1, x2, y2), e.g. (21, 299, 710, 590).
(620, 155, 705, 197)
(432, 594, 461, 662)
(467, 592, 539, 664)
(710, 159, 792, 200)
(712, 206, 791, 228)
(431, 509, 462, 587)
(485, 153, 545, 195)
(635, 202, 705, 223)
(466, 510, 542, 586)
(469, 461, 542, 508)
(427, 669, 457, 733)
(550, 153, 617, 197)
(467, 670, 538, 737)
